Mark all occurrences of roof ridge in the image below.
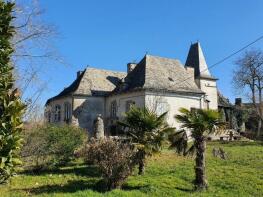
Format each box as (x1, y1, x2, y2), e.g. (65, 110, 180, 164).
(145, 54, 181, 63)
(86, 66, 126, 74)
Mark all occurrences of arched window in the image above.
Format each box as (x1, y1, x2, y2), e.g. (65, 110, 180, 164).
(54, 105, 61, 122)
(64, 102, 71, 122)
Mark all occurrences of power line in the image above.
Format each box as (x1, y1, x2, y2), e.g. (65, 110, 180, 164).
(172, 35, 263, 87)
(207, 35, 263, 70)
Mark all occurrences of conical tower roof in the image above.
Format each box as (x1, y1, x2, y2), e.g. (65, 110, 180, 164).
(185, 42, 216, 79)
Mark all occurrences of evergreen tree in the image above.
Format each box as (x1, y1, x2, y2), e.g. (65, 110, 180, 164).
(0, 1, 25, 184)
(118, 107, 175, 175)
(171, 108, 223, 190)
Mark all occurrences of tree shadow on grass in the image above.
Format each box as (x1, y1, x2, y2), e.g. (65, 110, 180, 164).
(122, 184, 151, 191)
(22, 165, 100, 177)
(174, 186, 195, 192)
(19, 180, 151, 195)
(209, 141, 262, 147)
(20, 180, 100, 195)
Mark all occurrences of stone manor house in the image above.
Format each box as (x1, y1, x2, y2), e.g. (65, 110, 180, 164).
(45, 42, 231, 135)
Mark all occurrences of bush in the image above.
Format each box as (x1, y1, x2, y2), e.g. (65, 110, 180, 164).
(21, 124, 86, 171)
(81, 138, 137, 191)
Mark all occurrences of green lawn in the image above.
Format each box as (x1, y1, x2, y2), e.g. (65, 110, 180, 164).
(1, 141, 262, 197)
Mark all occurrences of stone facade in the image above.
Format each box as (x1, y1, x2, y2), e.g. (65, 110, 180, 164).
(45, 42, 223, 136)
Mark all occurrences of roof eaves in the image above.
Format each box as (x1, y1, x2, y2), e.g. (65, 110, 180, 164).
(45, 69, 86, 106)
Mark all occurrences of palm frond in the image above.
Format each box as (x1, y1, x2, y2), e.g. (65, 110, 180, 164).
(168, 130, 188, 155)
(117, 106, 174, 155)
(184, 144, 196, 156)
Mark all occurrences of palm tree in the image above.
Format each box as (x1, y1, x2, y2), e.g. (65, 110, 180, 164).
(170, 108, 223, 190)
(118, 107, 175, 175)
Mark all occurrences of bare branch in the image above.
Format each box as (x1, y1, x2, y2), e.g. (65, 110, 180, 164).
(233, 48, 263, 137)
(12, 0, 66, 122)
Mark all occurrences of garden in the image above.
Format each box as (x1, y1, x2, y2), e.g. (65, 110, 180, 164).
(0, 141, 262, 197)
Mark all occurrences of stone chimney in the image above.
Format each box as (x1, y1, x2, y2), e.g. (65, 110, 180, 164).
(127, 63, 136, 73)
(77, 70, 83, 78)
(235, 98, 242, 106)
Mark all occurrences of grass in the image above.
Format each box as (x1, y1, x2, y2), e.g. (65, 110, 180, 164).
(0, 141, 262, 197)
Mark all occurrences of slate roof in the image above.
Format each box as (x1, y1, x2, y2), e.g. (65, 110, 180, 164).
(76, 67, 126, 95)
(113, 55, 204, 95)
(185, 42, 217, 80)
(218, 91, 233, 108)
(46, 67, 126, 105)
(46, 53, 209, 106)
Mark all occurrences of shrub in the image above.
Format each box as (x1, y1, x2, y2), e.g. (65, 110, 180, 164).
(81, 138, 137, 191)
(21, 124, 86, 171)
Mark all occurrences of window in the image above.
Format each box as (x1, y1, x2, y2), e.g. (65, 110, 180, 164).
(64, 102, 71, 122)
(47, 111, 51, 123)
(205, 99, 210, 110)
(54, 105, 61, 122)
(156, 102, 169, 116)
(126, 100, 135, 112)
(110, 100, 117, 118)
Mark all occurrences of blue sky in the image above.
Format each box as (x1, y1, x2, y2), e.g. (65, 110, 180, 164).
(38, 0, 263, 105)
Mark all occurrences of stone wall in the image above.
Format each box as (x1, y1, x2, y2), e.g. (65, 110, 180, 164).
(196, 78, 218, 110)
(45, 96, 73, 124)
(45, 86, 217, 136)
(72, 96, 105, 135)
(105, 91, 145, 118)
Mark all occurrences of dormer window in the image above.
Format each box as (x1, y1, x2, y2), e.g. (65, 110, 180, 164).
(168, 77, 174, 82)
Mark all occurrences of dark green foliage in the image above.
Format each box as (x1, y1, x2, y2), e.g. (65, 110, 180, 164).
(0, 1, 25, 184)
(118, 106, 175, 175)
(233, 107, 248, 130)
(82, 138, 137, 191)
(168, 129, 189, 155)
(171, 108, 223, 190)
(21, 124, 86, 171)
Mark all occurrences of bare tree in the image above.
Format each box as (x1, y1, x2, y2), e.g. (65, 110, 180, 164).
(233, 49, 263, 138)
(11, 0, 64, 121)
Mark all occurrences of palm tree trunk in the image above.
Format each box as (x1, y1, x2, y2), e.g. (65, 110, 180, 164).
(257, 119, 262, 139)
(138, 160, 145, 175)
(194, 136, 208, 190)
(137, 150, 146, 175)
